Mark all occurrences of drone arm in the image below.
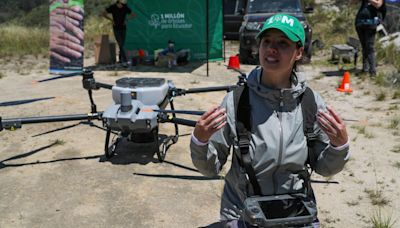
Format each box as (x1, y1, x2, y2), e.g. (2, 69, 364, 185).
(158, 114, 196, 127)
(170, 85, 238, 97)
(0, 112, 102, 131)
(184, 85, 238, 94)
(95, 82, 113, 90)
(87, 90, 97, 113)
(167, 117, 196, 127)
(81, 70, 112, 91)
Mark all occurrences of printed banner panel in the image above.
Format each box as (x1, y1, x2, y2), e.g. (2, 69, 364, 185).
(126, 0, 223, 61)
(49, 0, 84, 74)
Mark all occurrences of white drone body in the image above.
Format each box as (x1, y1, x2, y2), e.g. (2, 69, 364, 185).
(102, 78, 173, 134)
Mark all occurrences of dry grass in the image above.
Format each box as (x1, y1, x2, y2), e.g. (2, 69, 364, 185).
(346, 200, 359, 206)
(375, 91, 387, 101)
(388, 117, 400, 129)
(0, 14, 112, 59)
(351, 125, 374, 138)
(365, 189, 389, 206)
(0, 25, 48, 57)
(393, 90, 400, 99)
(54, 139, 66, 146)
(370, 208, 397, 228)
(377, 43, 400, 74)
(391, 145, 400, 153)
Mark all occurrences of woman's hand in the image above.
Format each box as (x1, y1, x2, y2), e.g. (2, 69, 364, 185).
(193, 105, 227, 143)
(317, 105, 348, 147)
(369, 0, 383, 9)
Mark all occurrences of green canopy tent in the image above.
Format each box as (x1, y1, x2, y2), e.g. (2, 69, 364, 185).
(125, 0, 223, 75)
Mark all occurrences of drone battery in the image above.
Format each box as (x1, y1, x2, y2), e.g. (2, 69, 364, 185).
(112, 78, 169, 106)
(103, 99, 159, 134)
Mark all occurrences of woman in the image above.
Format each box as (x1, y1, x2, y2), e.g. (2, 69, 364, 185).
(190, 14, 350, 227)
(355, 0, 386, 76)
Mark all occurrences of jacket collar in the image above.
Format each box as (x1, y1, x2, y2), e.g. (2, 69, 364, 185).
(247, 67, 307, 110)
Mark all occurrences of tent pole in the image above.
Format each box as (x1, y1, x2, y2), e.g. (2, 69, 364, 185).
(222, 0, 225, 62)
(206, 0, 209, 77)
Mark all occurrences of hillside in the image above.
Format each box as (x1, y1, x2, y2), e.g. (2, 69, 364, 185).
(0, 0, 110, 27)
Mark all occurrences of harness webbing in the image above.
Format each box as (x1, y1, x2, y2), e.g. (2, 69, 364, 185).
(233, 83, 317, 196)
(233, 84, 262, 195)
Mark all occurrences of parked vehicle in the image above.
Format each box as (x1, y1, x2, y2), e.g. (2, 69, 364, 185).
(223, 0, 247, 40)
(238, 0, 313, 64)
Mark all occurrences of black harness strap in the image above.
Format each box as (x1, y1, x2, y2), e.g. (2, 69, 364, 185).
(234, 84, 262, 196)
(300, 87, 318, 170)
(233, 84, 318, 197)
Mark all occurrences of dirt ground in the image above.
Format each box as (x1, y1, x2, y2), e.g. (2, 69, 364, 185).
(0, 43, 399, 228)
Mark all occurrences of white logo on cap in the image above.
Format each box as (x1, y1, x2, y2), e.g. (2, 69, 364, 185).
(267, 15, 294, 27)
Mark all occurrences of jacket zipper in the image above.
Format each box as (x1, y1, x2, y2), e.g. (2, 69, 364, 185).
(272, 90, 284, 195)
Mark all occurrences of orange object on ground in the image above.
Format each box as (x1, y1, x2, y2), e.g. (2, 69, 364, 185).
(228, 55, 240, 70)
(138, 49, 145, 58)
(337, 71, 353, 93)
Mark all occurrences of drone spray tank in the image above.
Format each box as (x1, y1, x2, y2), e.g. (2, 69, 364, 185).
(102, 78, 169, 135)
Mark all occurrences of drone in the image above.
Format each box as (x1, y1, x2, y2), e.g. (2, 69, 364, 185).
(0, 69, 246, 162)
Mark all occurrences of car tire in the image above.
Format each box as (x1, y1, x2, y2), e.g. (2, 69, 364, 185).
(239, 47, 250, 64)
(301, 44, 313, 64)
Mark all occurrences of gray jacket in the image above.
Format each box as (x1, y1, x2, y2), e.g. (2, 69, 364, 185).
(190, 67, 349, 220)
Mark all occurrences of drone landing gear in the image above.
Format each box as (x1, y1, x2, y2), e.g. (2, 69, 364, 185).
(103, 127, 179, 161)
(153, 128, 178, 162)
(105, 128, 120, 158)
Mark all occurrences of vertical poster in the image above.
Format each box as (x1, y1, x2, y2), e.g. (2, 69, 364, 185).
(49, 0, 84, 74)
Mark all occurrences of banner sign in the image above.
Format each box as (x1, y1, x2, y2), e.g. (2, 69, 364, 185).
(126, 0, 223, 61)
(49, 0, 84, 74)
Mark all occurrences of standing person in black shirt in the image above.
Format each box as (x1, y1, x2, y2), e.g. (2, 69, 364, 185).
(102, 0, 136, 64)
(355, 0, 386, 77)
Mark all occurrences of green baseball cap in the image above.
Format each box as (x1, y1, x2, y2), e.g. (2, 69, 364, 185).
(256, 13, 305, 47)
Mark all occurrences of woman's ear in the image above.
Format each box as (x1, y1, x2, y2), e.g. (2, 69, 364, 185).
(295, 47, 304, 61)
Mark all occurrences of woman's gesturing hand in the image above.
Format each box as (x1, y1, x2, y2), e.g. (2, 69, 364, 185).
(193, 105, 227, 143)
(317, 105, 348, 147)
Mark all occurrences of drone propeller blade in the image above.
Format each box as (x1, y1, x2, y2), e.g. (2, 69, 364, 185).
(31, 122, 82, 137)
(31, 120, 106, 137)
(35, 71, 83, 83)
(226, 64, 245, 75)
(0, 97, 55, 107)
(143, 109, 205, 116)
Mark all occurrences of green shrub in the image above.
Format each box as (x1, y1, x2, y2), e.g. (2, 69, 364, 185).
(306, 3, 358, 48)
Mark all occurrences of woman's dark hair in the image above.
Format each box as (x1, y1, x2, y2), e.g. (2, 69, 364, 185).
(292, 41, 303, 72)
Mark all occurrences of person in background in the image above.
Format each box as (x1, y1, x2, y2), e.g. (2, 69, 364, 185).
(157, 40, 177, 69)
(355, 0, 386, 77)
(102, 0, 136, 64)
(191, 14, 349, 227)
